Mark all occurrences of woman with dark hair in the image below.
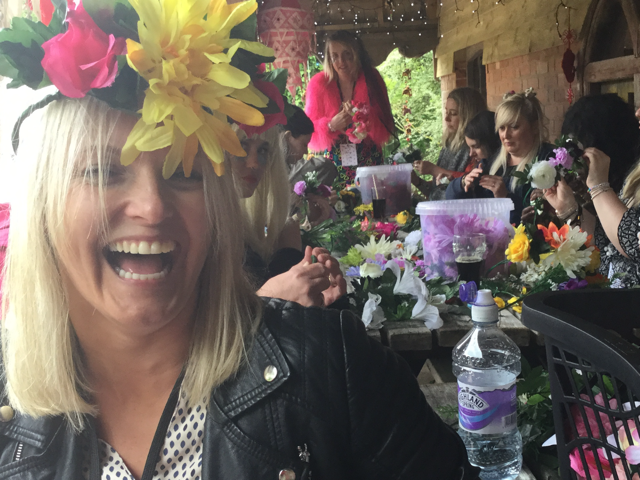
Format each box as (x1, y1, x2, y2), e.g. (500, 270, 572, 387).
(544, 94, 640, 287)
(285, 106, 338, 186)
(412, 87, 487, 200)
(445, 110, 501, 200)
(305, 30, 394, 188)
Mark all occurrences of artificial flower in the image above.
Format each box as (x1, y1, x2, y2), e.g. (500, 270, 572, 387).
(317, 184, 332, 198)
(360, 217, 369, 231)
(355, 235, 400, 260)
(543, 225, 594, 278)
(124, 0, 273, 177)
(612, 421, 640, 465)
(549, 147, 574, 169)
(395, 210, 412, 226)
(587, 247, 601, 273)
(494, 297, 506, 308)
(361, 293, 385, 329)
(505, 225, 530, 263)
(293, 181, 307, 196)
(559, 278, 588, 290)
(359, 262, 384, 278)
(538, 222, 569, 249)
(529, 160, 557, 189)
(41, 2, 126, 98)
(507, 297, 522, 314)
(404, 230, 423, 246)
(354, 203, 373, 215)
(238, 79, 286, 136)
(374, 221, 398, 238)
(334, 200, 346, 213)
(585, 273, 607, 285)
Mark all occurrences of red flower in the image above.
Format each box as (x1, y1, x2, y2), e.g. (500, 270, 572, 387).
(238, 80, 286, 136)
(41, 2, 126, 98)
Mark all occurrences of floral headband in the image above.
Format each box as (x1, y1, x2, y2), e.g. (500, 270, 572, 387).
(502, 87, 536, 101)
(1, 0, 290, 177)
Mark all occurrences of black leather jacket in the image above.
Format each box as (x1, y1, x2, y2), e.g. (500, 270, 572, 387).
(0, 299, 479, 479)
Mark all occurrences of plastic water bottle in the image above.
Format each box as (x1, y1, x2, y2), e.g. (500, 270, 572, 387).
(452, 289, 522, 479)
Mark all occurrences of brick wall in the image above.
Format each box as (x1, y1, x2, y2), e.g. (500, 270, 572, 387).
(485, 43, 582, 140)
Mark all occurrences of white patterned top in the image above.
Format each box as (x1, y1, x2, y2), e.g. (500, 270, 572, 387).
(82, 392, 207, 480)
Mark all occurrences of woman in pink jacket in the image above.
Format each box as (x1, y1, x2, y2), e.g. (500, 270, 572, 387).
(305, 30, 394, 188)
(0, 203, 9, 305)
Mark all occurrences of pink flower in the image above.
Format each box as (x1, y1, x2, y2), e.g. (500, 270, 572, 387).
(549, 147, 574, 169)
(570, 445, 621, 479)
(360, 217, 370, 231)
(374, 221, 398, 238)
(293, 181, 307, 196)
(41, 2, 126, 98)
(570, 393, 617, 440)
(317, 184, 332, 198)
(238, 80, 286, 136)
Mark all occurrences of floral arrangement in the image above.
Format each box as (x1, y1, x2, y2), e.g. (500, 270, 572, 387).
(513, 135, 587, 190)
(0, 0, 283, 177)
(345, 100, 370, 144)
(420, 213, 510, 281)
(338, 233, 463, 329)
(293, 171, 332, 198)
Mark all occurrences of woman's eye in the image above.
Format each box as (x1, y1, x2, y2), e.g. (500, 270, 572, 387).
(170, 167, 202, 183)
(83, 166, 121, 183)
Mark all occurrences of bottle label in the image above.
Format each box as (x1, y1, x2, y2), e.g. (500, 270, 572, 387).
(457, 381, 517, 434)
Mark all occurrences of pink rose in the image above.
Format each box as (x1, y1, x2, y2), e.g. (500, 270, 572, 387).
(41, 2, 126, 98)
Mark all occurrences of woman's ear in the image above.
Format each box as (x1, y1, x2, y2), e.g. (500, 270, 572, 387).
(283, 130, 292, 144)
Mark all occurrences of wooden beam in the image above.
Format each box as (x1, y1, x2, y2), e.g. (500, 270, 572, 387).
(315, 20, 437, 32)
(584, 55, 640, 83)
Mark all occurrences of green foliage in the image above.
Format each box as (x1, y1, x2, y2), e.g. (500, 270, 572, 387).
(377, 49, 443, 162)
(284, 54, 324, 107)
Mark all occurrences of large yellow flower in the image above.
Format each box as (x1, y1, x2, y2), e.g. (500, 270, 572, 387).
(505, 225, 530, 263)
(123, 0, 274, 177)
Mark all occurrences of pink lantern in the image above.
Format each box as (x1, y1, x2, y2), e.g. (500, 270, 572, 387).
(258, 0, 316, 96)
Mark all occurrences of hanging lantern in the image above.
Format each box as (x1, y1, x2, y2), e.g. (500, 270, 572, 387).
(258, 0, 316, 96)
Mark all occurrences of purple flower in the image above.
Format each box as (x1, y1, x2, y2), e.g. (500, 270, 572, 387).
(559, 278, 588, 290)
(293, 181, 307, 196)
(317, 184, 332, 198)
(549, 147, 574, 169)
(345, 266, 360, 277)
(365, 257, 387, 269)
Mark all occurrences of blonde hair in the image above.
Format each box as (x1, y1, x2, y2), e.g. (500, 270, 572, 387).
(490, 89, 549, 188)
(2, 97, 262, 430)
(622, 163, 640, 208)
(232, 125, 291, 261)
(322, 32, 363, 83)
(443, 87, 487, 152)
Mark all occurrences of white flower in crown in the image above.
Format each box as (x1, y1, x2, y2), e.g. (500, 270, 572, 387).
(543, 225, 594, 278)
(529, 160, 557, 189)
(355, 235, 400, 260)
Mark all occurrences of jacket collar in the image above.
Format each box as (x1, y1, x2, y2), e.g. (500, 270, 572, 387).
(211, 316, 290, 418)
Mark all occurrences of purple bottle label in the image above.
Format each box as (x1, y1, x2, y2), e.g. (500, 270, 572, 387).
(457, 381, 517, 434)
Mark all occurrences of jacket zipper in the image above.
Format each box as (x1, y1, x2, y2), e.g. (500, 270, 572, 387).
(13, 442, 23, 461)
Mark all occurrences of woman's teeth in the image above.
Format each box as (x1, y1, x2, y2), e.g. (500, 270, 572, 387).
(108, 240, 175, 254)
(115, 265, 170, 281)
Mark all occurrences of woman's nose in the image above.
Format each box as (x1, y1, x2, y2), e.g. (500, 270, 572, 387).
(125, 169, 172, 224)
(244, 150, 260, 170)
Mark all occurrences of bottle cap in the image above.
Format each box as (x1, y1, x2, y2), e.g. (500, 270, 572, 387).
(471, 289, 499, 323)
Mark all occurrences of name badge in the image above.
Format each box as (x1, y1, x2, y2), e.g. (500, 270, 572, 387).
(340, 143, 358, 166)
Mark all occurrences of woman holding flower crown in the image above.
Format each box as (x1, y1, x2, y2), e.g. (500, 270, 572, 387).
(305, 30, 394, 189)
(0, 0, 479, 478)
(544, 94, 640, 287)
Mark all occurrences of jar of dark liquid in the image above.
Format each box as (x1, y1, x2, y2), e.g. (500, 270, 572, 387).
(371, 186, 387, 220)
(453, 233, 487, 285)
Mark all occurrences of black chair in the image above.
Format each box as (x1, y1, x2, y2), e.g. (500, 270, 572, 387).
(522, 290, 640, 480)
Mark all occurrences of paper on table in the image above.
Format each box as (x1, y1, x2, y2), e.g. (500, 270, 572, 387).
(340, 143, 358, 166)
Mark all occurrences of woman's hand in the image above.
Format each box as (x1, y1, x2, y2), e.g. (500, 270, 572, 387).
(479, 175, 508, 198)
(329, 109, 352, 133)
(307, 193, 333, 227)
(463, 167, 483, 192)
(312, 247, 347, 305)
(257, 247, 332, 307)
(414, 160, 436, 176)
(435, 173, 453, 185)
(583, 147, 611, 188)
(543, 178, 577, 213)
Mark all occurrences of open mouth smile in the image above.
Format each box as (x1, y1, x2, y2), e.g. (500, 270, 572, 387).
(104, 240, 177, 281)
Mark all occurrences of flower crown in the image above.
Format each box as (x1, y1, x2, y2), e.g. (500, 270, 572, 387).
(502, 87, 537, 101)
(1, 0, 291, 177)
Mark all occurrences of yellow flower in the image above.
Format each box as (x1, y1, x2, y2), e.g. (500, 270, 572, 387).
(505, 225, 530, 263)
(354, 203, 373, 215)
(587, 247, 601, 273)
(395, 210, 412, 226)
(124, 0, 273, 178)
(508, 297, 522, 314)
(494, 297, 506, 308)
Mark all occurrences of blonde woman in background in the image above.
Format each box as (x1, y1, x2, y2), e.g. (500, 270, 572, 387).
(412, 87, 487, 199)
(229, 124, 345, 307)
(462, 89, 554, 224)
